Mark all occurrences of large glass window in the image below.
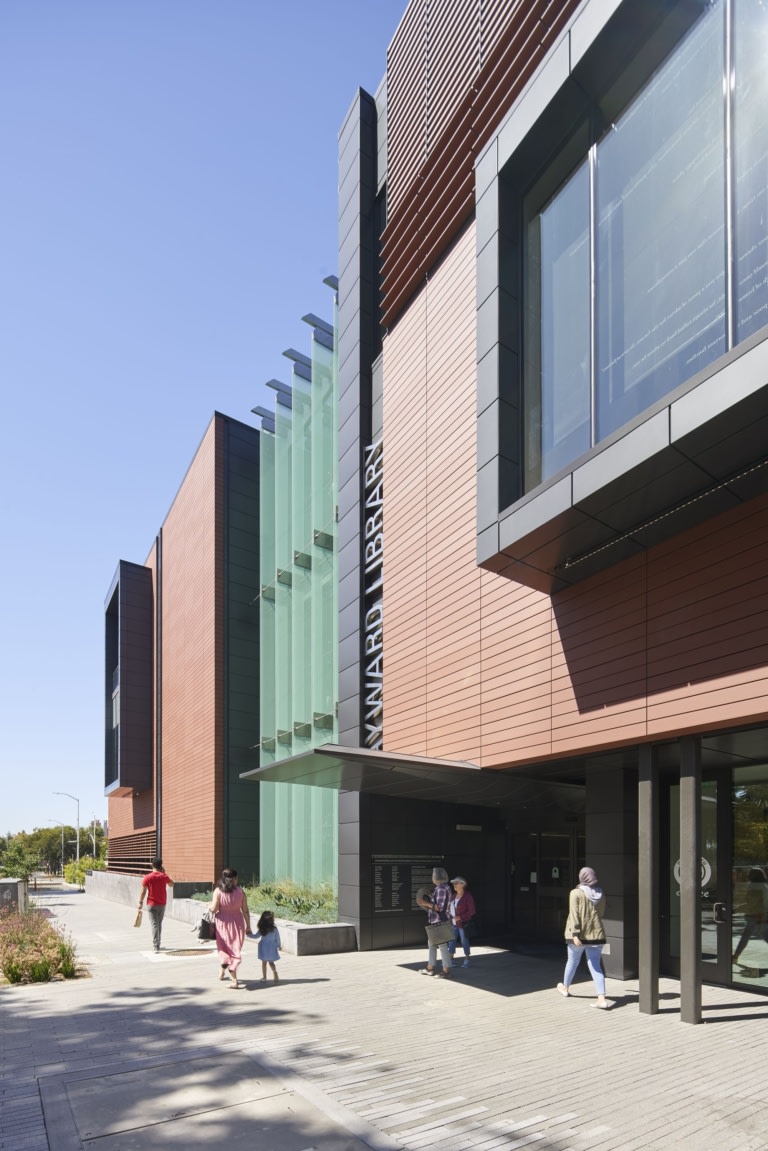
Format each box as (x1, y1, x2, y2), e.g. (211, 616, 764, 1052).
(734, 0, 768, 341)
(595, 6, 724, 440)
(525, 161, 590, 489)
(523, 0, 768, 491)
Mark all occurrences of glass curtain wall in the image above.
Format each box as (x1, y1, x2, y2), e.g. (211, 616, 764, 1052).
(731, 767, 768, 989)
(524, 0, 768, 491)
(258, 309, 339, 887)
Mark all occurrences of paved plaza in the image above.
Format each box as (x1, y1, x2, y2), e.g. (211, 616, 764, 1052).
(2, 884, 768, 1150)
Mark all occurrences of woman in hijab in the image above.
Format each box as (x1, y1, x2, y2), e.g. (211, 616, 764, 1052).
(556, 866, 610, 1008)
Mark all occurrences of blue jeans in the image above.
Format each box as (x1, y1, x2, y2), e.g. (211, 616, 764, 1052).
(449, 925, 471, 957)
(563, 942, 605, 995)
(427, 941, 451, 969)
(147, 904, 165, 951)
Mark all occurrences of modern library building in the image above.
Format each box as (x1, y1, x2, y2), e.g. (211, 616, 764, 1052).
(105, 0, 768, 1021)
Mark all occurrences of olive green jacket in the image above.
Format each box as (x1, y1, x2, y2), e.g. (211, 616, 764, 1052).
(564, 887, 606, 944)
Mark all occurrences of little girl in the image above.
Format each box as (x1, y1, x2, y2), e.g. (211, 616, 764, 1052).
(253, 910, 281, 981)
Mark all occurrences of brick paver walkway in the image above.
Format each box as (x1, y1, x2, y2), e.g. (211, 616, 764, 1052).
(2, 885, 768, 1150)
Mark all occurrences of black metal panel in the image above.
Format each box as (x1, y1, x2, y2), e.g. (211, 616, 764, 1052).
(223, 417, 261, 880)
(105, 561, 154, 796)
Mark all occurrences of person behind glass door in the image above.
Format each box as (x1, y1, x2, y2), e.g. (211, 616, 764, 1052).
(556, 866, 610, 1008)
(733, 867, 768, 966)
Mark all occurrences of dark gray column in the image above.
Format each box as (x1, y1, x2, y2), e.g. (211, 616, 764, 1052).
(585, 767, 638, 978)
(638, 744, 659, 1014)
(679, 735, 702, 1024)
(337, 86, 379, 749)
(335, 85, 381, 944)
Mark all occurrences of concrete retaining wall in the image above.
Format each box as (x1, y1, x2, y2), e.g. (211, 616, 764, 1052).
(85, 871, 357, 955)
(0, 878, 28, 913)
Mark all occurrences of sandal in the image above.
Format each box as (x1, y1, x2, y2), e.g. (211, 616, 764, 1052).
(556, 983, 570, 997)
(420, 967, 436, 976)
(437, 969, 451, 979)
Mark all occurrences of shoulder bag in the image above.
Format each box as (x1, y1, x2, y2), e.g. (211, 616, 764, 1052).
(426, 920, 455, 945)
(194, 911, 217, 941)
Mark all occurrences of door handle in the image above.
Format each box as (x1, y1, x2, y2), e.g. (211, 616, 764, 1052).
(712, 901, 727, 924)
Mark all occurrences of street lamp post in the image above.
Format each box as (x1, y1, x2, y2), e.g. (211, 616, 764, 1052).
(48, 820, 65, 876)
(53, 792, 80, 865)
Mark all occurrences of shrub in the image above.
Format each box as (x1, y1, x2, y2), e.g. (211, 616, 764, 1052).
(191, 879, 338, 924)
(0, 907, 78, 984)
(64, 855, 106, 888)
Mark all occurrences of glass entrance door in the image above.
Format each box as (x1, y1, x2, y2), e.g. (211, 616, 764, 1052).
(664, 773, 732, 984)
(731, 767, 768, 990)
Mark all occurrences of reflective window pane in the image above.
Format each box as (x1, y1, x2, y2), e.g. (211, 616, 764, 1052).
(525, 160, 591, 488)
(734, 0, 768, 341)
(595, 4, 726, 441)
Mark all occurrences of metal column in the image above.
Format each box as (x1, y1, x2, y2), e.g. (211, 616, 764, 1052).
(679, 735, 702, 1024)
(638, 744, 659, 1014)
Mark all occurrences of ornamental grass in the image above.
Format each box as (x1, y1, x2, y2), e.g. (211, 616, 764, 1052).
(0, 906, 78, 984)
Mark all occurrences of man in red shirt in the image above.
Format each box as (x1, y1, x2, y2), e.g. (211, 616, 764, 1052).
(137, 859, 174, 952)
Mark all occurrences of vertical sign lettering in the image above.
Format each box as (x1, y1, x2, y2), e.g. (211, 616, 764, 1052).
(363, 439, 383, 749)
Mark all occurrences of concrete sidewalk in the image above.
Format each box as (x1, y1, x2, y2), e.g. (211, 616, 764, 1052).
(2, 887, 768, 1151)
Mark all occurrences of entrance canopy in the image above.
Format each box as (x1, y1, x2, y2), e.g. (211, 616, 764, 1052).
(240, 744, 582, 810)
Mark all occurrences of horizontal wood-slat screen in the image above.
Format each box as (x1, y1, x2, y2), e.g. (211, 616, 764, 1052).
(106, 831, 158, 876)
(387, 0, 427, 219)
(382, 0, 581, 329)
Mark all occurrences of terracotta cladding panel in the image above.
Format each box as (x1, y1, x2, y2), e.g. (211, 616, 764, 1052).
(648, 674, 768, 738)
(383, 290, 428, 751)
(646, 498, 768, 720)
(481, 737, 551, 765)
(108, 797, 153, 838)
(157, 419, 223, 881)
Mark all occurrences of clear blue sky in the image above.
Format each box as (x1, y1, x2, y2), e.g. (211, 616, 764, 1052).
(0, 1, 403, 837)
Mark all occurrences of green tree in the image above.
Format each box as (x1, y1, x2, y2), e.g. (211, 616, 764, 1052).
(0, 841, 41, 882)
(24, 827, 69, 873)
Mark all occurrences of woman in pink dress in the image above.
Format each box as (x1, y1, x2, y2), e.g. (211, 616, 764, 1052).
(209, 868, 252, 988)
